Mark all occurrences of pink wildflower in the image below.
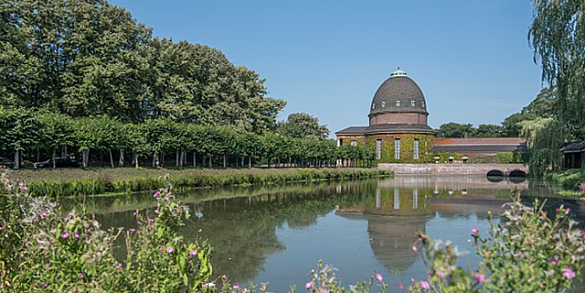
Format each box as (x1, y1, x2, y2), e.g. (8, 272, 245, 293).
(550, 258, 560, 265)
(562, 269, 575, 280)
(73, 232, 80, 238)
(40, 212, 47, 219)
(376, 273, 383, 282)
(420, 281, 430, 290)
(153, 191, 160, 198)
(116, 263, 122, 269)
(474, 274, 485, 285)
(233, 285, 239, 289)
(129, 228, 136, 233)
(61, 232, 69, 239)
(166, 246, 174, 253)
(412, 246, 419, 255)
(397, 283, 403, 289)
(305, 281, 313, 289)
(190, 250, 197, 256)
(320, 289, 328, 293)
(471, 228, 479, 234)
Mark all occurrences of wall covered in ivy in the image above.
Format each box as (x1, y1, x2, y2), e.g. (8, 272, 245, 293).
(366, 133, 435, 163)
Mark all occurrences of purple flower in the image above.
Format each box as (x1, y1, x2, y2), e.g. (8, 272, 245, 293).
(154, 191, 160, 198)
(397, 283, 403, 289)
(474, 274, 485, 285)
(116, 263, 122, 269)
(436, 270, 445, 278)
(190, 250, 197, 256)
(78, 273, 84, 278)
(305, 281, 313, 289)
(166, 246, 174, 253)
(420, 281, 430, 290)
(147, 218, 154, 223)
(233, 285, 239, 289)
(550, 258, 560, 265)
(45, 263, 50, 269)
(412, 246, 419, 255)
(471, 228, 479, 234)
(22, 238, 28, 242)
(61, 232, 69, 239)
(376, 273, 383, 282)
(320, 289, 328, 293)
(40, 212, 47, 219)
(566, 208, 571, 214)
(562, 269, 575, 280)
(129, 228, 136, 233)
(73, 232, 80, 238)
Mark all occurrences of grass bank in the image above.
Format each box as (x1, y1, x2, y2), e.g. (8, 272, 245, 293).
(544, 168, 585, 196)
(11, 167, 393, 198)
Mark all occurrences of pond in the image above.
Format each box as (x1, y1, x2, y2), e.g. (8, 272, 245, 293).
(60, 175, 585, 292)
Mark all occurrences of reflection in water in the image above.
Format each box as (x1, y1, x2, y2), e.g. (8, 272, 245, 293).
(61, 175, 585, 293)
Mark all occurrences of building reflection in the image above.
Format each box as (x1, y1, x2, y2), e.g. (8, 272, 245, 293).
(337, 186, 433, 272)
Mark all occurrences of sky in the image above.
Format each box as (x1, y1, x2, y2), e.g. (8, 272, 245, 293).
(110, 0, 544, 136)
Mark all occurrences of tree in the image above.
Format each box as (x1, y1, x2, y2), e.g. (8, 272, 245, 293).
(279, 113, 329, 140)
(530, 0, 585, 140)
(436, 123, 477, 138)
(520, 118, 564, 177)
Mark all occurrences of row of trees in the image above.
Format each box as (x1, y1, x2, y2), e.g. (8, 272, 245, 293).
(0, 0, 286, 132)
(0, 108, 374, 169)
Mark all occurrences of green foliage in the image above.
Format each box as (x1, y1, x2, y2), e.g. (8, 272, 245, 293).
(409, 196, 585, 292)
(0, 0, 286, 131)
(0, 172, 213, 292)
(367, 134, 434, 163)
(22, 169, 393, 198)
(530, 0, 585, 140)
(521, 117, 564, 177)
(278, 113, 329, 140)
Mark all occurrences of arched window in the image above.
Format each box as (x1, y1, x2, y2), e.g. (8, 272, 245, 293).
(396, 100, 401, 107)
(381, 101, 386, 108)
(411, 100, 415, 107)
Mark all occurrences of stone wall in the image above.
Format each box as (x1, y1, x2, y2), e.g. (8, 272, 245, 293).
(377, 163, 528, 175)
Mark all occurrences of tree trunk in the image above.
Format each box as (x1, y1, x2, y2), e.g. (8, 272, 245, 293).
(223, 155, 227, 168)
(161, 152, 165, 167)
(119, 149, 124, 167)
(209, 156, 212, 168)
(193, 153, 197, 167)
(176, 150, 180, 167)
(37, 149, 40, 162)
(109, 149, 114, 168)
(153, 153, 159, 167)
(82, 149, 90, 169)
(133, 152, 139, 168)
(52, 149, 56, 169)
(248, 156, 252, 168)
(61, 144, 67, 158)
(14, 150, 20, 170)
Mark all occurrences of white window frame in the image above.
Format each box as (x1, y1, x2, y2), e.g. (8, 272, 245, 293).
(394, 138, 401, 159)
(413, 139, 419, 160)
(396, 100, 400, 107)
(411, 100, 415, 107)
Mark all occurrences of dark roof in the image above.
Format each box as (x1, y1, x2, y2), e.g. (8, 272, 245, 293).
(370, 75, 428, 116)
(335, 126, 367, 135)
(561, 141, 585, 153)
(365, 123, 435, 134)
(429, 143, 529, 153)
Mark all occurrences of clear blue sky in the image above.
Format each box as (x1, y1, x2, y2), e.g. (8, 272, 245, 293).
(110, 0, 543, 135)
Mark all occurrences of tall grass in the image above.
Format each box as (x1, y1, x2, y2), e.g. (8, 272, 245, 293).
(24, 169, 393, 198)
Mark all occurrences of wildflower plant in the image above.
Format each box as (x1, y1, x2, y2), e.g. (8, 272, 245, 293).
(410, 193, 585, 293)
(0, 169, 213, 292)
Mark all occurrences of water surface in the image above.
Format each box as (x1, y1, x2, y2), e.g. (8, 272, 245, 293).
(62, 175, 585, 292)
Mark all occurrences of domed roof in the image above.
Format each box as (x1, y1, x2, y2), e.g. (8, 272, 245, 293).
(369, 69, 428, 116)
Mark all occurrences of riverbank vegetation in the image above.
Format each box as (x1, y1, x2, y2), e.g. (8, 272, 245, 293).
(545, 169, 585, 196)
(1, 171, 584, 292)
(6, 168, 392, 198)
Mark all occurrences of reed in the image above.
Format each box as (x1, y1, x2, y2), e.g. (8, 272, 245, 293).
(24, 169, 393, 198)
